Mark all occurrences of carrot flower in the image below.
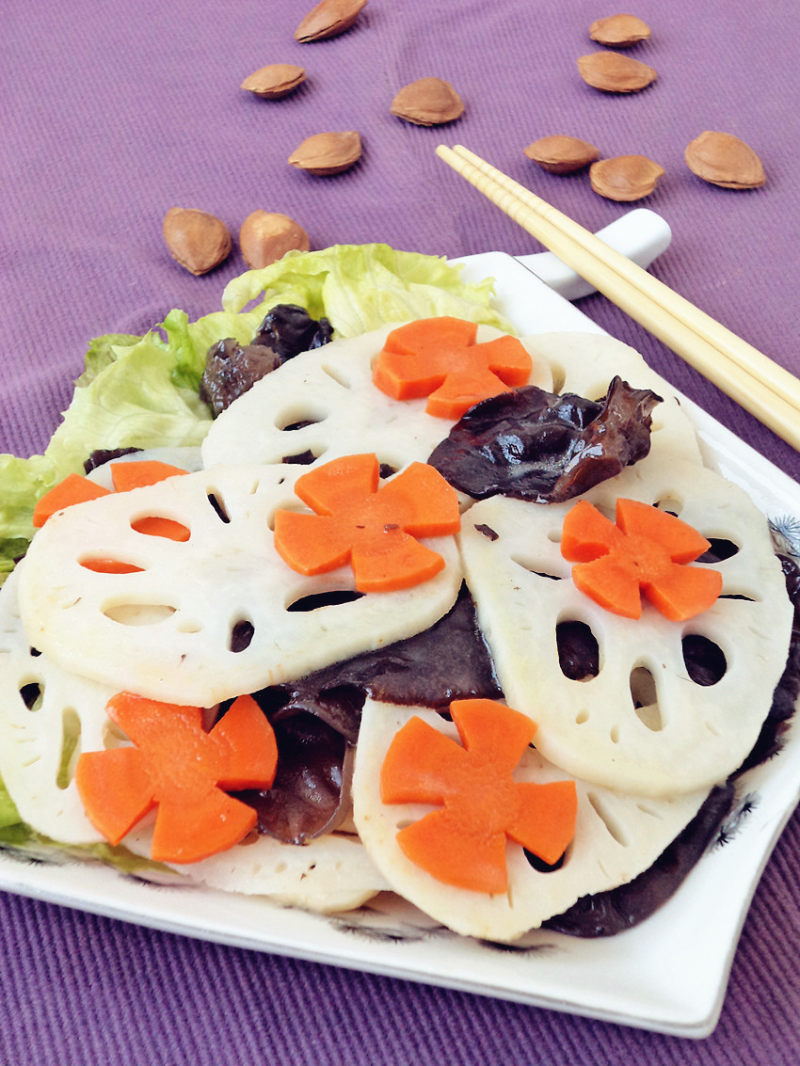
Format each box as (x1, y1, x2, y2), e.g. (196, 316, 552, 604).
(380, 699, 577, 894)
(75, 693, 278, 863)
(273, 454, 460, 592)
(561, 497, 723, 621)
(372, 317, 533, 420)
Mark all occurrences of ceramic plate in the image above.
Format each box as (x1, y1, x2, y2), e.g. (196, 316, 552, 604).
(1, 252, 797, 1038)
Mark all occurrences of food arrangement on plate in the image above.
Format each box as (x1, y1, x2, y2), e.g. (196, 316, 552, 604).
(0, 243, 797, 947)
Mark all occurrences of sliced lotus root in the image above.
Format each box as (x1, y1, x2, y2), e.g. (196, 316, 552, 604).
(353, 701, 708, 942)
(124, 827, 389, 914)
(459, 457, 792, 796)
(18, 463, 462, 706)
(0, 566, 112, 843)
(201, 324, 553, 473)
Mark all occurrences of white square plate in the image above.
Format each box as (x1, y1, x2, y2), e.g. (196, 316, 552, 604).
(1, 252, 798, 1038)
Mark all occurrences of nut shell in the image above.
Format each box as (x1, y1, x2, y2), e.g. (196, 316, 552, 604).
(239, 211, 310, 269)
(288, 131, 362, 175)
(589, 14, 651, 47)
(162, 208, 231, 275)
(577, 51, 657, 92)
(240, 64, 306, 99)
(524, 135, 600, 174)
(295, 0, 368, 42)
(590, 155, 664, 201)
(685, 131, 766, 189)
(390, 77, 465, 126)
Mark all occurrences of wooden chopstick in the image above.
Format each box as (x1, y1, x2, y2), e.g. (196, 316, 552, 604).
(436, 143, 800, 451)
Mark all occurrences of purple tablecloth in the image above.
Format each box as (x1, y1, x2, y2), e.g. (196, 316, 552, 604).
(3, 1, 800, 1061)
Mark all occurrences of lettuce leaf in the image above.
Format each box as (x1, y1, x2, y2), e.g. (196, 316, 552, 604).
(223, 243, 508, 337)
(0, 777, 22, 831)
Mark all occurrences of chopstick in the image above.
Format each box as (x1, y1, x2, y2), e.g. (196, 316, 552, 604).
(436, 143, 800, 452)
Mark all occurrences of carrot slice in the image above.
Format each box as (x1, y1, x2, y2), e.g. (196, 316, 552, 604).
(109, 460, 189, 493)
(130, 516, 192, 542)
(293, 452, 379, 515)
(380, 699, 577, 894)
(273, 455, 460, 592)
(32, 461, 189, 531)
(372, 317, 533, 420)
(561, 498, 723, 621)
(75, 692, 278, 863)
(80, 558, 144, 575)
(32, 474, 111, 527)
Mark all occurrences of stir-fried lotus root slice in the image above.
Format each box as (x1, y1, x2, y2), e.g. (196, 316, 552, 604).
(353, 701, 708, 942)
(201, 323, 553, 472)
(0, 566, 111, 843)
(460, 456, 792, 796)
(18, 463, 462, 706)
(122, 823, 389, 914)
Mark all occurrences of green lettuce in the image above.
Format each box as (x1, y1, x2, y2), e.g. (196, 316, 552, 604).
(223, 243, 508, 337)
(0, 243, 504, 575)
(0, 777, 24, 837)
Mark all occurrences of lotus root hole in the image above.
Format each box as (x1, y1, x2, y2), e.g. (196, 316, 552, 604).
(630, 666, 663, 732)
(56, 708, 81, 789)
(79, 557, 143, 575)
(275, 404, 329, 432)
(19, 681, 43, 711)
(207, 492, 231, 523)
(286, 590, 363, 613)
(549, 363, 566, 393)
(229, 619, 255, 652)
(512, 553, 564, 581)
(524, 847, 567, 873)
(102, 603, 177, 626)
(556, 620, 600, 680)
(654, 496, 683, 517)
(102, 719, 129, 749)
(130, 516, 191, 541)
(281, 447, 326, 466)
(321, 364, 352, 389)
(682, 634, 727, 686)
(698, 537, 740, 563)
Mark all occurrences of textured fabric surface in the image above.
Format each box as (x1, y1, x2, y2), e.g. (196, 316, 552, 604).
(2, 0, 800, 1062)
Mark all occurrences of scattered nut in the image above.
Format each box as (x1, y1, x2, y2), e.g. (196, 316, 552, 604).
(239, 211, 310, 269)
(589, 14, 651, 47)
(685, 131, 766, 190)
(390, 77, 465, 126)
(590, 155, 664, 200)
(295, 0, 368, 42)
(288, 131, 362, 175)
(577, 51, 657, 92)
(524, 135, 600, 174)
(162, 208, 231, 275)
(240, 64, 307, 99)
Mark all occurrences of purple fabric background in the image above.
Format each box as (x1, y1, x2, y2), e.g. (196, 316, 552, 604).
(2, 0, 800, 1061)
